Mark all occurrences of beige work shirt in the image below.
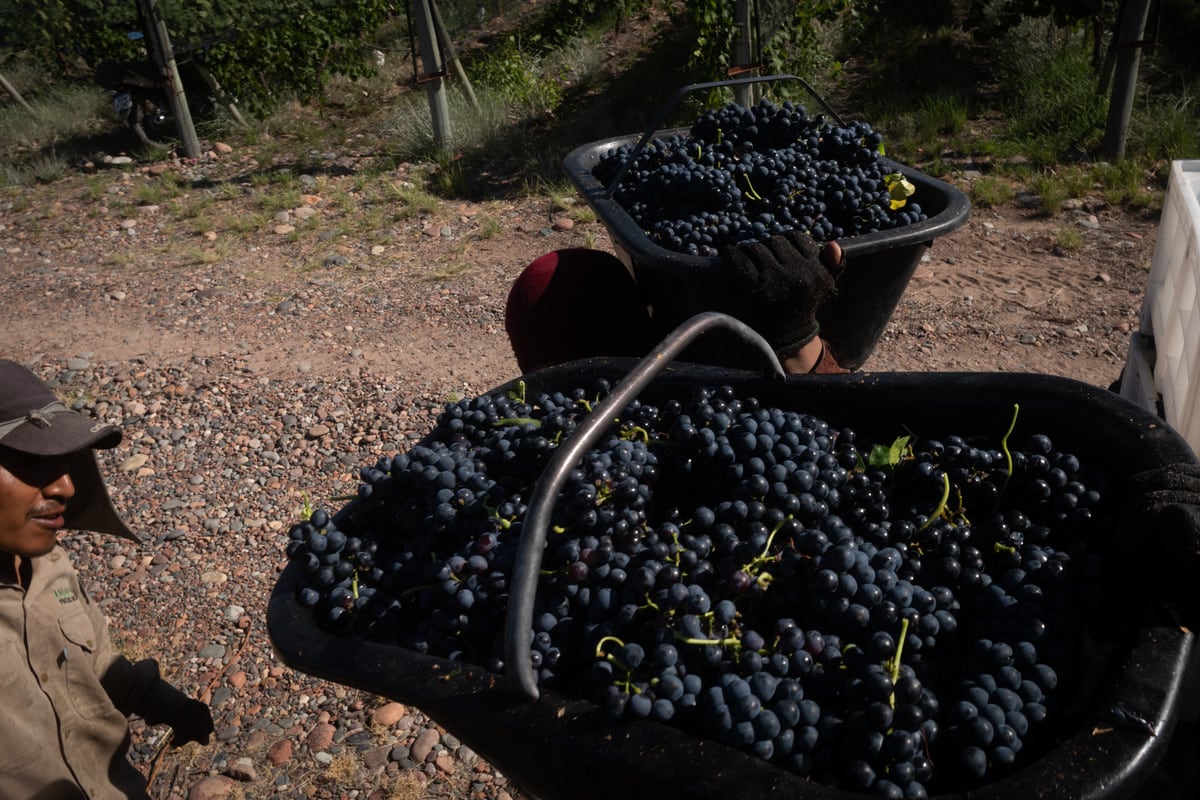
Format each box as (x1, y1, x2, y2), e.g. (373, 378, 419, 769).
(0, 546, 179, 800)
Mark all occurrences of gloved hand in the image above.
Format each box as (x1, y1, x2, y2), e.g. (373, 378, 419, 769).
(715, 231, 845, 356)
(165, 697, 215, 748)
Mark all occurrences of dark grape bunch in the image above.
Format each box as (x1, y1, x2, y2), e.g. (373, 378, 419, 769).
(592, 98, 927, 256)
(285, 380, 1113, 797)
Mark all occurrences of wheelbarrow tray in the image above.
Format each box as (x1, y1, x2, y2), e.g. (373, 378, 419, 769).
(562, 135, 972, 370)
(268, 366, 1193, 800)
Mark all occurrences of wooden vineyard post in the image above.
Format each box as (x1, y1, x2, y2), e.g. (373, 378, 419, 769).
(413, 0, 452, 151)
(137, 0, 201, 157)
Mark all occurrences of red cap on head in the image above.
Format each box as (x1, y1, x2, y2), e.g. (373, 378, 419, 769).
(504, 249, 658, 373)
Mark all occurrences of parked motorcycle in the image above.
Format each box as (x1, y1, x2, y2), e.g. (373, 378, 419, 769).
(94, 58, 175, 146)
(93, 31, 231, 148)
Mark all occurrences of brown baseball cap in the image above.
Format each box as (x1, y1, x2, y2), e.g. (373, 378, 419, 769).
(0, 359, 143, 541)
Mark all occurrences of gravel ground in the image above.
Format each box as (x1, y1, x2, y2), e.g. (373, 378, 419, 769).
(42, 355, 525, 800)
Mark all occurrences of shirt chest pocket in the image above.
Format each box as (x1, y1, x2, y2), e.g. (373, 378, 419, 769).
(58, 606, 112, 719)
(59, 606, 99, 653)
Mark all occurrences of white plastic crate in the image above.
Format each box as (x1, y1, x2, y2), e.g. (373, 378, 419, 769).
(1121, 159, 1200, 458)
(1119, 160, 1200, 723)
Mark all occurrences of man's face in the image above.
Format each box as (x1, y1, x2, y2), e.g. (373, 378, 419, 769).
(0, 445, 76, 558)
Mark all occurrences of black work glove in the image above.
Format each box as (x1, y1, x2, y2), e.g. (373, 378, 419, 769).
(125, 662, 214, 748)
(165, 697, 215, 748)
(104, 657, 214, 747)
(716, 230, 844, 356)
(1125, 462, 1200, 628)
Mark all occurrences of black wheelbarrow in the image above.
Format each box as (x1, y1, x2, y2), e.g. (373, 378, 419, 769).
(561, 76, 972, 370)
(269, 314, 1193, 800)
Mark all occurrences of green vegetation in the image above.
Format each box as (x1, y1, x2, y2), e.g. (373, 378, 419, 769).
(1, 0, 1197, 223)
(1055, 225, 1085, 252)
(1, 151, 70, 185)
(8, 0, 396, 112)
(476, 215, 503, 239)
(381, 179, 441, 219)
(968, 175, 1015, 209)
(998, 20, 1108, 165)
(469, 37, 565, 114)
(134, 173, 189, 205)
(424, 259, 474, 281)
(1028, 174, 1069, 216)
(0, 80, 108, 185)
(842, 0, 1198, 214)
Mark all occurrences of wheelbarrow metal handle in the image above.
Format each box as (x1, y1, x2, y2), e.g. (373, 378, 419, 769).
(504, 311, 786, 700)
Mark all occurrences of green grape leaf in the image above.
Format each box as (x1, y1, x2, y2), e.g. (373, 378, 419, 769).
(868, 435, 911, 468)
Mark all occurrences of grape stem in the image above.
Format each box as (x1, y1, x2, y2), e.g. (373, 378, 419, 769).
(623, 424, 651, 443)
(595, 635, 624, 659)
(739, 514, 793, 580)
(742, 174, 764, 201)
(999, 403, 1020, 498)
(482, 498, 515, 530)
(594, 636, 642, 691)
(760, 514, 792, 559)
(917, 472, 951, 532)
(886, 617, 911, 708)
(494, 416, 539, 427)
(952, 487, 970, 525)
(676, 634, 742, 648)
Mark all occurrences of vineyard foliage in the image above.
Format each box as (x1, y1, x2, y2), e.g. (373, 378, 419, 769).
(0, 0, 1188, 136)
(4, 1, 868, 110)
(681, 0, 852, 83)
(6, 0, 399, 111)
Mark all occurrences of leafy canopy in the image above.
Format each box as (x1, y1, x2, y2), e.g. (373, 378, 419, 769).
(6, 0, 398, 111)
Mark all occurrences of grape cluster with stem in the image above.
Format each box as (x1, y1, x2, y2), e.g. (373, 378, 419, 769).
(593, 98, 925, 256)
(285, 380, 1112, 797)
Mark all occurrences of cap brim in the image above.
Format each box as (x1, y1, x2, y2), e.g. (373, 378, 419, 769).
(1, 411, 122, 456)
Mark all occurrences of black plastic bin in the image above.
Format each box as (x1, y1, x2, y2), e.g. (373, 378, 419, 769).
(269, 321, 1195, 800)
(561, 79, 971, 369)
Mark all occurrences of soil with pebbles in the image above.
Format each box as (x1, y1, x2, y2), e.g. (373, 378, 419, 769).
(1, 124, 1196, 799)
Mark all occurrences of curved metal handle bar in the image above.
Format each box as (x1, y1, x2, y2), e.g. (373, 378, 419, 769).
(504, 312, 786, 700)
(602, 74, 846, 200)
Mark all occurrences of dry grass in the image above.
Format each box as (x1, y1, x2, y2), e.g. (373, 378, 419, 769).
(386, 772, 426, 800)
(424, 260, 474, 282)
(323, 751, 360, 784)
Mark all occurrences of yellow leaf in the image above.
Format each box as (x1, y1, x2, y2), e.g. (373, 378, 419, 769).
(885, 172, 915, 210)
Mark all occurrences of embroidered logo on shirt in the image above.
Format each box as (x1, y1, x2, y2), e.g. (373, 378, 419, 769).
(54, 586, 78, 604)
